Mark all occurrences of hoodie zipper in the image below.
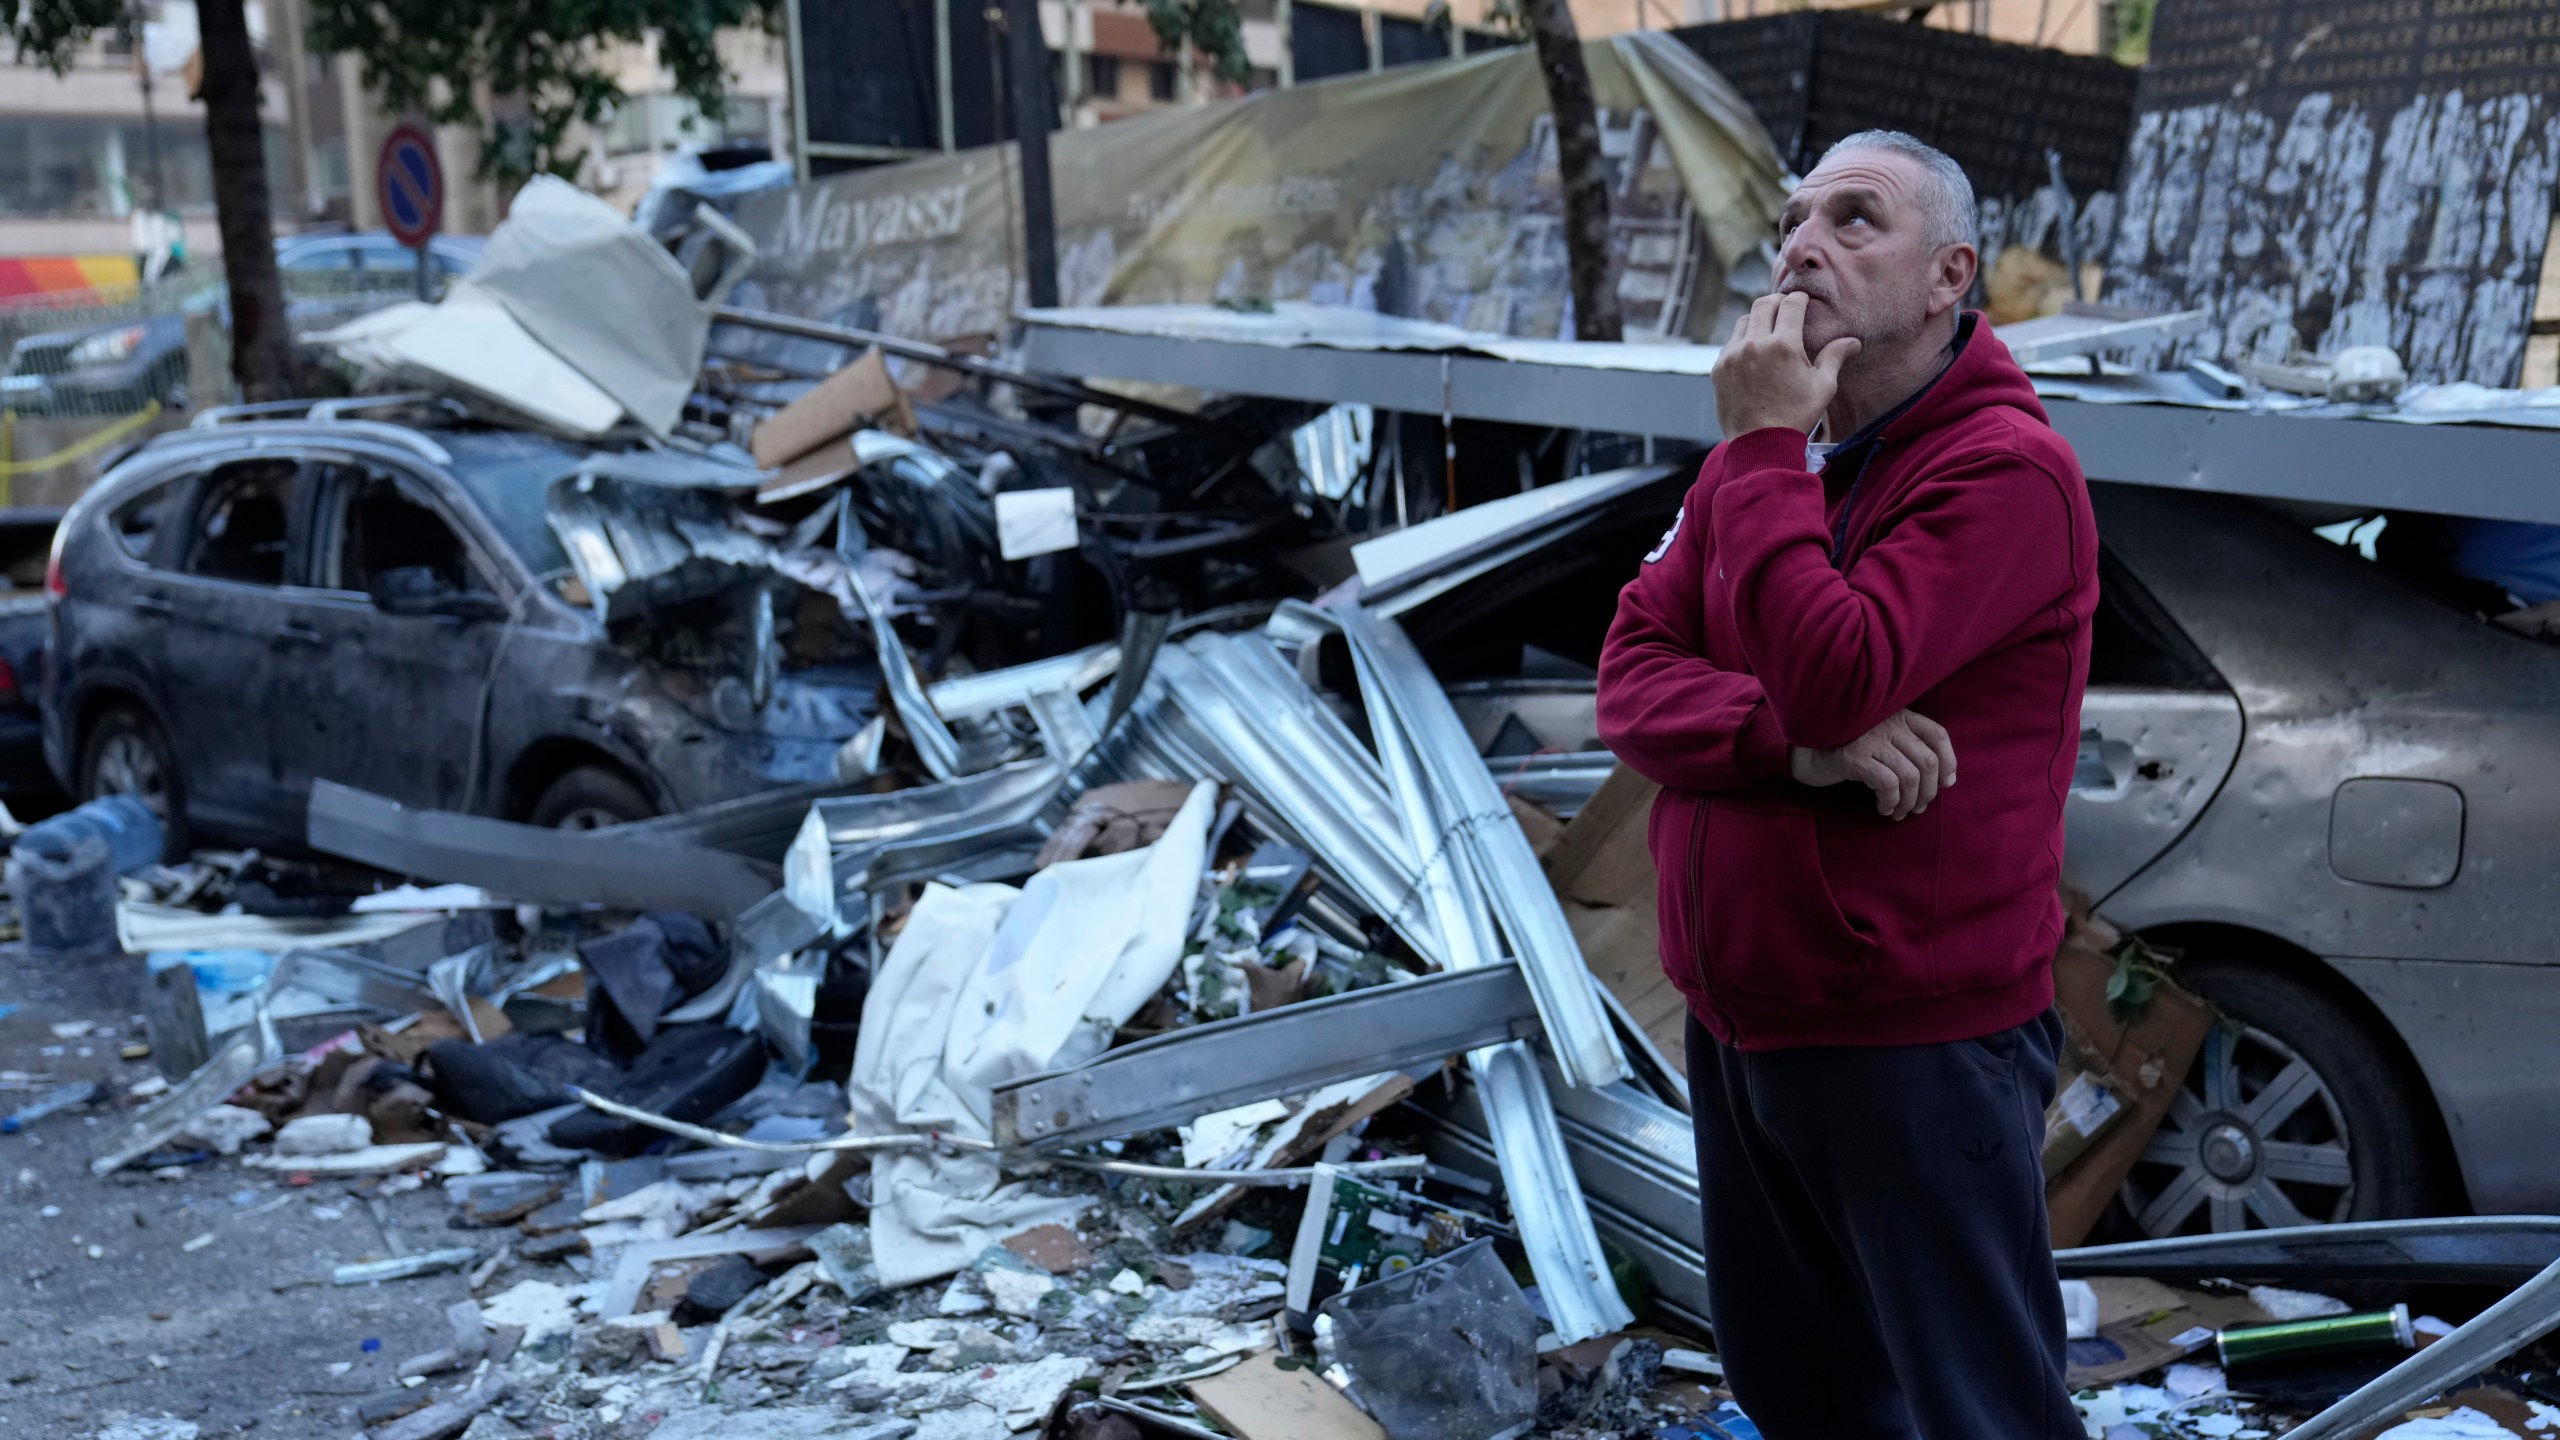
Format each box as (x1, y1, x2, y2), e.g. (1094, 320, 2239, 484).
(1683, 797, 1740, 1042)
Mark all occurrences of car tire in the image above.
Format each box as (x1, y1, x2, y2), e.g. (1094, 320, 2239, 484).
(78, 703, 188, 858)
(527, 765, 657, 830)
(2118, 957, 2433, 1236)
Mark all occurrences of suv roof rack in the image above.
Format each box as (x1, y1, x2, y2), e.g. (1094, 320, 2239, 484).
(189, 392, 455, 429)
(184, 393, 460, 466)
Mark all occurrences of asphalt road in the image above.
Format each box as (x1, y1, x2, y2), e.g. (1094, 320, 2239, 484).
(0, 940, 475, 1438)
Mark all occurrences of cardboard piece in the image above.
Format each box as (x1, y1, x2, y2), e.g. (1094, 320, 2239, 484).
(760, 436, 860, 505)
(1187, 1350, 1387, 1440)
(751, 345, 916, 469)
(1541, 764, 1686, 1073)
(2042, 1010, 2142, 1179)
(2065, 1278, 2271, 1388)
(2044, 908, 2218, 1246)
(1002, 1223, 1096, 1275)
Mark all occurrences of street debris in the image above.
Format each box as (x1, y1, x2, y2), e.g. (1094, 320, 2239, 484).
(11, 164, 2560, 1440)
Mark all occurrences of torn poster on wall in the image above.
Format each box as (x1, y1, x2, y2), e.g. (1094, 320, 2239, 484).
(2102, 0, 2560, 386)
(723, 32, 1786, 356)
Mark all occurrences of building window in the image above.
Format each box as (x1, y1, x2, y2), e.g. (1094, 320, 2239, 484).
(0, 115, 287, 218)
(312, 136, 349, 199)
(1085, 54, 1121, 99)
(601, 96, 654, 156)
(717, 100, 770, 140)
(1149, 59, 1176, 101)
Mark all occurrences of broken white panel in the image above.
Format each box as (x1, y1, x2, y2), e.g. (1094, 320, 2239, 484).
(306, 290, 625, 439)
(1350, 468, 1647, 591)
(1992, 304, 2212, 367)
(1291, 403, 1373, 500)
(849, 783, 1216, 1287)
(993, 487, 1080, 561)
(116, 903, 438, 957)
(1171, 1073, 1403, 1231)
(464, 175, 707, 435)
(1178, 1099, 1292, 1170)
(348, 884, 502, 912)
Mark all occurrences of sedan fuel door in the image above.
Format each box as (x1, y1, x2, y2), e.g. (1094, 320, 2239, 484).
(2063, 548, 2245, 903)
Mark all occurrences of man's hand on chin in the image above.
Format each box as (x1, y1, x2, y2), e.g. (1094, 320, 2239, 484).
(1790, 709, 1958, 821)
(1713, 290, 1862, 437)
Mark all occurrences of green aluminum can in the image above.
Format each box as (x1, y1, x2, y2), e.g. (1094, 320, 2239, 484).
(2217, 1305, 2415, 1377)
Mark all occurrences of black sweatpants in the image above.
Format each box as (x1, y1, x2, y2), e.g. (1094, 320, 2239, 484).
(1685, 1010, 2082, 1440)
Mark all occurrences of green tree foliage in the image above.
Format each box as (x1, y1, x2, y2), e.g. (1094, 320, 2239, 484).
(11, 0, 136, 72)
(307, 0, 778, 182)
(1142, 0, 1250, 84)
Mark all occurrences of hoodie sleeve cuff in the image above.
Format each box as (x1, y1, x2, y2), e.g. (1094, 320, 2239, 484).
(1736, 699, 1792, 783)
(1719, 426, 1813, 482)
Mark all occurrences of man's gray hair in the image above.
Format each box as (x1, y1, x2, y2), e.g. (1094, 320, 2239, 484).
(1824, 130, 1978, 251)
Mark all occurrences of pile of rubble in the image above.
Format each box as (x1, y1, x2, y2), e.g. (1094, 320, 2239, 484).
(8, 183, 2560, 1440)
(13, 567, 2560, 1438)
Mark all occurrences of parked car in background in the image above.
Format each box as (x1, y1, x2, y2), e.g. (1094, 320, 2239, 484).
(0, 507, 69, 818)
(43, 402, 880, 852)
(0, 233, 484, 417)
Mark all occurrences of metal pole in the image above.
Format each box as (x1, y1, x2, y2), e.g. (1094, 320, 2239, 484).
(413, 242, 431, 301)
(1000, 0, 1060, 308)
(130, 0, 168, 216)
(1366, 6, 1383, 69)
(1063, 0, 1084, 119)
(713, 304, 1228, 431)
(786, 0, 812, 180)
(937, 0, 956, 151)
(1276, 0, 1294, 85)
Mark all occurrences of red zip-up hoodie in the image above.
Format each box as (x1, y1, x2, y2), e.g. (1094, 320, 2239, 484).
(1596, 315, 2096, 1051)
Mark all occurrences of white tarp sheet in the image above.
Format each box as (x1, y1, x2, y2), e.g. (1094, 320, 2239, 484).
(849, 781, 1217, 1287)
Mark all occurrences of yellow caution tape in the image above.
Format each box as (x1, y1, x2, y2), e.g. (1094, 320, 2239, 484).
(0, 401, 164, 478)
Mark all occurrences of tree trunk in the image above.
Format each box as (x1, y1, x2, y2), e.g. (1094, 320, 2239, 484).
(1521, 0, 1622, 342)
(195, 0, 293, 402)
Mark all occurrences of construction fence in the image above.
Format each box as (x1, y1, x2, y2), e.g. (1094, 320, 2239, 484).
(0, 267, 421, 505)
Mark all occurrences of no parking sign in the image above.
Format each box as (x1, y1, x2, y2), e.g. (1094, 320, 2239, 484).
(377, 123, 443, 296)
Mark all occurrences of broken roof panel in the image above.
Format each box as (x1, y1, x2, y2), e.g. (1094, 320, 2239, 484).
(312, 176, 717, 439)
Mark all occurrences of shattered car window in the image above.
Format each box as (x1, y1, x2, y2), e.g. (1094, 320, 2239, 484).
(437, 434, 582, 579)
(108, 478, 178, 563)
(329, 467, 481, 596)
(181, 459, 298, 586)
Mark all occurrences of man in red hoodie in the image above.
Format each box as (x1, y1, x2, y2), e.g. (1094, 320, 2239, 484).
(1597, 130, 2097, 1439)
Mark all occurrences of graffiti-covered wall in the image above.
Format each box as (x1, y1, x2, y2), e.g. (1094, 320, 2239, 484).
(2104, 0, 2560, 385)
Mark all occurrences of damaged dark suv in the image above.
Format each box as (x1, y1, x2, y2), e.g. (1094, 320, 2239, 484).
(43, 405, 881, 850)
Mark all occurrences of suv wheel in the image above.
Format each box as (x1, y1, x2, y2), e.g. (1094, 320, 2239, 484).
(80, 703, 187, 856)
(2119, 959, 2431, 1235)
(528, 765, 657, 830)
